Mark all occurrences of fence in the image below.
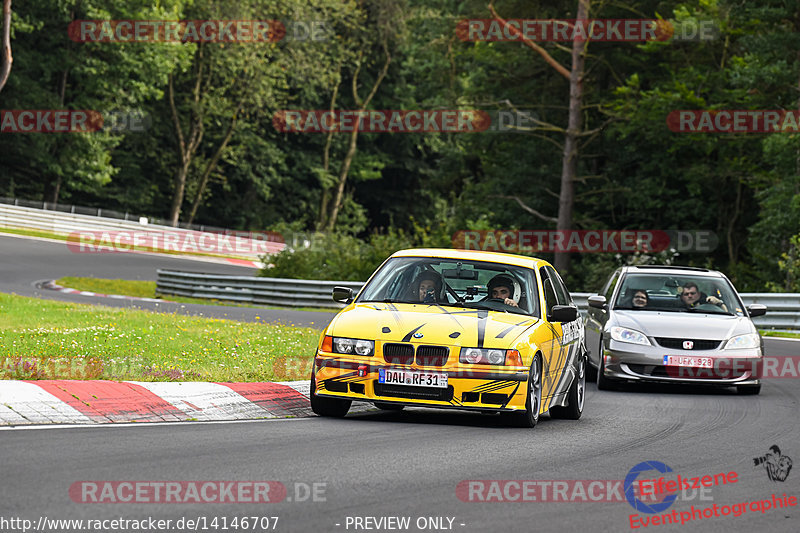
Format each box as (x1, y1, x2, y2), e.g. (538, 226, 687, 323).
(154, 270, 800, 328)
(0, 202, 284, 259)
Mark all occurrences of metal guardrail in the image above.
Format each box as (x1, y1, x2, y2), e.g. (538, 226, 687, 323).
(155, 271, 800, 327)
(0, 203, 283, 259)
(156, 270, 365, 309)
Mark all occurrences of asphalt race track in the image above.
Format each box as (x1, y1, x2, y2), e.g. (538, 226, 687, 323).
(1, 343, 799, 533)
(1, 234, 799, 532)
(0, 233, 336, 328)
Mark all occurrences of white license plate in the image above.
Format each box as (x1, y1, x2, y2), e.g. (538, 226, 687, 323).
(378, 368, 448, 388)
(663, 355, 713, 368)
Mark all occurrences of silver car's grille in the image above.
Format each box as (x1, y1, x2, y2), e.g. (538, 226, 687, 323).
(655, 338, 721, 350)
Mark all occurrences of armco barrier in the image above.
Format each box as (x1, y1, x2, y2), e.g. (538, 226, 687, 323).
(156, 270, 365, 309)
(0, 203, 283, 259)
(154, 270, 800, 328)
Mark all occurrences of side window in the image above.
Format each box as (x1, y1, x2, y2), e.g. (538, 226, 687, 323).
(603, 270, 621, 302)
(545, 266, 571, 305)
(539, 267, 558, 316)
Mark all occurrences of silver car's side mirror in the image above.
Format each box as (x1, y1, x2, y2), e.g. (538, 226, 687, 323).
(747, 304, 767, 317)
(588, 295, 607, 310)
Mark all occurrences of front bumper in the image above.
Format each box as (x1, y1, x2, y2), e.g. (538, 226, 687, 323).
(601, 340, 762, 386)
(313, 355, 530, 411)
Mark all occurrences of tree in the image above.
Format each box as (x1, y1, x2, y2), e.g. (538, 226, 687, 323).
(0, 0, 11, 94)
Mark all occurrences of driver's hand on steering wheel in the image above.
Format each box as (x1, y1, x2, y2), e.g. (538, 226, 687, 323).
(504, 298, 519, 307)
(706, 296, 722, 306)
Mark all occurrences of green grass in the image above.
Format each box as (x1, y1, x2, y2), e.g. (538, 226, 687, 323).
(55, 276, 337, 313)
(0, 292, 320, 382)
(760, 330, 800, 339)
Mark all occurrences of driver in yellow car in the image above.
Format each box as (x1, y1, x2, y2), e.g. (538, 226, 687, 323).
(487, 274, 519, 307)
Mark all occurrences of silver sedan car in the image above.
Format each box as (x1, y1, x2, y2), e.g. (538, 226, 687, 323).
(584, 265, 767, 394)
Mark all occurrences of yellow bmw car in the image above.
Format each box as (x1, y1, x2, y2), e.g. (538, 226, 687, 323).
(310, 248, 587, 427)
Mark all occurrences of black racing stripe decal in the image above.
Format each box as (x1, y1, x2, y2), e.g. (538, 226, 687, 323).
(428, 304, 464, 326)
(472, 381, 516, 393)
(386, 303, 403, 325)
(496, 319, 533, 339)
(551, 343, 576, 399)
(402, 324, 426, 342)
(501, 382, 521, 408)
(476, 309, 488, 348)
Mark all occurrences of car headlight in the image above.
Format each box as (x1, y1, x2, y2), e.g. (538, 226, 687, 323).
(610, 326, 651, 346)
(459, 348, 520, 365)
(332, 337, 374, 356)
(724, 333, 760, 350)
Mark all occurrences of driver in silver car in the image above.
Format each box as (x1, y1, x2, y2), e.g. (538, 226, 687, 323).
(679, 281, 726, 310)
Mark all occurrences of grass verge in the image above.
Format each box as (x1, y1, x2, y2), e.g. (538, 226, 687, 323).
(0, 292, 319, 381)
(760, 330, 800, 339)
(55, 276, 337, 313)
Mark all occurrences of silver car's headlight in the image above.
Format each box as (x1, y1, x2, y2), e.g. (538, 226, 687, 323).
(723, 333, 760, 350)
(610, 326, 651, 346)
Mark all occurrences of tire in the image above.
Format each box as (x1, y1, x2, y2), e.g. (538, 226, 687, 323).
(374, 401, 405, 411)
(550, 351, 586, 420)
(596, 338, 618, 391)
(737, 384, 761, 395)
(310, 376, 351, 417)
(503, 354, 543, 428)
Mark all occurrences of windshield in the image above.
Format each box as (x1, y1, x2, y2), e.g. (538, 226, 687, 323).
(357, 257, 539, 317)
(613, 273, 744, 316)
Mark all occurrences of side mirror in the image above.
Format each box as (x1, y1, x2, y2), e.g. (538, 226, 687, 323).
(549, 304, 579, 323)
(332, 286, 354, 303)
(588, 295, 607, 310)
(747, 304, 767, 317)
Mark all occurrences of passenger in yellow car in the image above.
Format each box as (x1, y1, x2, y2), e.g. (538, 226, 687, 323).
(487, 274, 519, 307)
(410, 270, 443, 303)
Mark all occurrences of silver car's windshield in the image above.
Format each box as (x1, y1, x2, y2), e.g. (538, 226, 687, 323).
(357, 257, 540, 317)
(613, 273, 744, 316)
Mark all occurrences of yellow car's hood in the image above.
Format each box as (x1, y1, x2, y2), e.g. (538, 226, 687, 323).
(328, 302, 539, 348)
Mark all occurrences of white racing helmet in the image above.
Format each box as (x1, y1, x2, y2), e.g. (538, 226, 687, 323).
(487, 273, 521, 301)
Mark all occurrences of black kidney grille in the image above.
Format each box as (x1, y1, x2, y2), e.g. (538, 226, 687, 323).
(415, 345, 449, 366)
(655, 338, 721, 350)
(383, 343, 415, 364)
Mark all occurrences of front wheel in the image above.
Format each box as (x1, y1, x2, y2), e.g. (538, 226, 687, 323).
(550, 351, 586, 420)
(310, 376, 351, 417)
(596, 339, 618, 391)
(503, 354, 542, 428)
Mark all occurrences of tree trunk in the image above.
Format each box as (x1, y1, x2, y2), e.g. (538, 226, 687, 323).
(0, 0, 11, 94)
(324, 47, 391, 232)
(317, 66, 342, 231)
(553, 0, 589, 274)
(186, 96, 244, 224)
(167, 59, 204, 226)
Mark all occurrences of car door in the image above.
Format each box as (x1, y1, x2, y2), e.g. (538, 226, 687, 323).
(585, 269, 620, 369)
(544, 265, 582, 404)
(537, 266, 564, 402)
